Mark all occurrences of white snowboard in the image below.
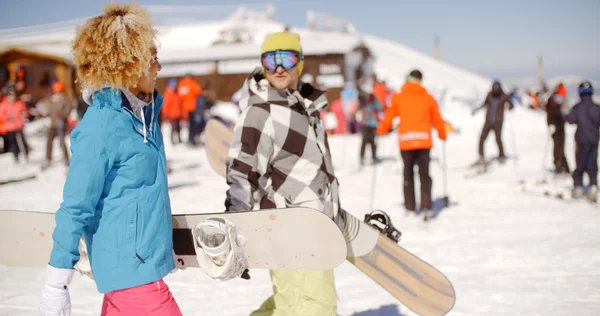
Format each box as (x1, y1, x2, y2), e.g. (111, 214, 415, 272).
(0, 208, 347, 270)
(172, 207, 347, 270)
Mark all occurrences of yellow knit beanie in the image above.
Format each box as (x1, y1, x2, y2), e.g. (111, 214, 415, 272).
(261, 32, 304, 75)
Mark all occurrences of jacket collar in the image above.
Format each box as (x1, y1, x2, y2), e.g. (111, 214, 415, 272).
(240, 67, 328, 117)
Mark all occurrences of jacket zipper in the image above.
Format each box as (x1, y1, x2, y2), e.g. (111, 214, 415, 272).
(121, 107, 167, 263)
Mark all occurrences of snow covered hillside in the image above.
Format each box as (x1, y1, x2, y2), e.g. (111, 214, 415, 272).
(1, 95, 600, 315)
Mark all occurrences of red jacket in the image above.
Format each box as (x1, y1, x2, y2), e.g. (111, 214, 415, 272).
(0, 99, 29, 132)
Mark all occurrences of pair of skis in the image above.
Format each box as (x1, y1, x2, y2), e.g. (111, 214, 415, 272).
(518, 177, 598, 207)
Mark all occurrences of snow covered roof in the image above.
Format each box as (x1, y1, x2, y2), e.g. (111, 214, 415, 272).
(0, 5, 492, 105)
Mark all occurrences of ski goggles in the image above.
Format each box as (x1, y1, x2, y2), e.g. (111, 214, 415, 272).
(261, 50, 303, 72)
(579, 84, 593, 95)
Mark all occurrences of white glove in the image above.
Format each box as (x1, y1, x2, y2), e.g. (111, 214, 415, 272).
(548, 124, 556, 135)
(193, 218, 248, 281)
(39, 264, 75, 316)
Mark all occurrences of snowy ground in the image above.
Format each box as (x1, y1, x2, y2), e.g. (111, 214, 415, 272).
(1, 103, 600, 316)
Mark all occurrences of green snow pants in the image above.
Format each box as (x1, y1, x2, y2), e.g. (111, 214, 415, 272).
(250, 269, 338, 316)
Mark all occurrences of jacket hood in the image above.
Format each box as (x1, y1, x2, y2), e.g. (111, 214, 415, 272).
(86, 87, 163, 143)
(401, 82, 428, 94)
(87, 87, 163, 116)
(492, 81, 504, 97)
(239, 67, 328, 116)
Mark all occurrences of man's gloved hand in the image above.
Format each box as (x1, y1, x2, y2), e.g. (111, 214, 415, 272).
(38, 264, 75, 316)
(194, 218, 249, 281)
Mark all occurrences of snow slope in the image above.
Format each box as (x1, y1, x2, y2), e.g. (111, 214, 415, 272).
(1, 96, 600, 315)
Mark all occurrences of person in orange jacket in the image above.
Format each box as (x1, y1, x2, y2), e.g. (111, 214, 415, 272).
(162, 78, 183, 144)
(377, 69, 446, 221)
(0, 86, 30, 162)
(177, 74, 201, 144)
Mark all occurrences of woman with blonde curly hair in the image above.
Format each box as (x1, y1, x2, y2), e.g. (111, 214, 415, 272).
(38, 3, 182, 316)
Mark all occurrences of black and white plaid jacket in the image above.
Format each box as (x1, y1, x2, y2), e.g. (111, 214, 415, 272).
(225, 67, 340, 220)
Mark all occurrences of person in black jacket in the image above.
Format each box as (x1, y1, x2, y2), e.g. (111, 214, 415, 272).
(472, 80, 514, 164)
(546, 84, 570, 174)
(566, 81, 600, 201)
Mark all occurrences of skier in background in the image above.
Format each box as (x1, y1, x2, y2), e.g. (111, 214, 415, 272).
(38, 4, 182, 315)
(377, 69, 446, 221)
(356, 83, 384, 166)
(565, 81, 600, 201)
(177, 73, 201, 145)
(161, 78, 183, 144)
(198, 32, 342, 315)
(472, 80, 514, 164)
(191, 81, 215, 145)
(545, 83, 570, 174)
(0, 86, 29, 163)
(0, 86, 6, 154)
(42, 81, 73, 169)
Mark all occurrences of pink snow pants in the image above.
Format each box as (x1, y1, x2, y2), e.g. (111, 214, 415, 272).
(100, 279, 182, 316)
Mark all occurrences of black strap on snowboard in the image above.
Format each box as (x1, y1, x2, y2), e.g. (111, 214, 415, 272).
(364, 210, 402, 243)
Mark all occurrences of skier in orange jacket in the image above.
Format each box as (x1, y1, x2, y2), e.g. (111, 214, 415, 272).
(177, 74, 201, 144)
(162, 78, 183, 144)
(377, 69, 446, 221)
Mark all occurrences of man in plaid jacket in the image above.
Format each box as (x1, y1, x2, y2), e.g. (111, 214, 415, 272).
(225, 32, 340, 316)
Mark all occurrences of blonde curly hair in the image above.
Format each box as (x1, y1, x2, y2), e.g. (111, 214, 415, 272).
(71, 3, 157, 91)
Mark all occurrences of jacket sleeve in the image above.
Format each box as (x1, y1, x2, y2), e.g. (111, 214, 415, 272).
(225, 105, 274, 212)
(376, 95, 398, 135)
(19, 101, 29, 119)
(565, 104, 578, 124)
(49, 108, 114, 269)
(0, 104, 6, 121)
(506, 96, 515, 110)
(373, 98, 384, 117)
(61, 99, 73, 119)
(472, 94, 489, 114)
(430, 96, 447, 140)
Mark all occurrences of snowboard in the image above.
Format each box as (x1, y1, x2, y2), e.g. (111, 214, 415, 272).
(0, 207, 347, 271)
(203, 118, 456, 316)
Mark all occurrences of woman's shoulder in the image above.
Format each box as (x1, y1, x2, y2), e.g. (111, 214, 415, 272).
(73, 105, 129, 142)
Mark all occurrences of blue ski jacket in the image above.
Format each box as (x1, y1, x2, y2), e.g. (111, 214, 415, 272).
(49, 88, 175, 293)
(566, 95, 600, 145)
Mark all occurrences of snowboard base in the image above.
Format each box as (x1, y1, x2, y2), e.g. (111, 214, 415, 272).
(0, 208, 347, 271)
(171, 208, 347, 270)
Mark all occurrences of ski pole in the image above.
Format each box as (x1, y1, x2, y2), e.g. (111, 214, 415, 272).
(368, 144, 378, 211)
(508, 111, 518, 168)
(442, 141, 449, 207)
(540, 126, 552, 184)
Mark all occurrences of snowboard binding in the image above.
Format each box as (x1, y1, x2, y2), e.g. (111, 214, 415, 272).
(364, 210, 402, 243)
